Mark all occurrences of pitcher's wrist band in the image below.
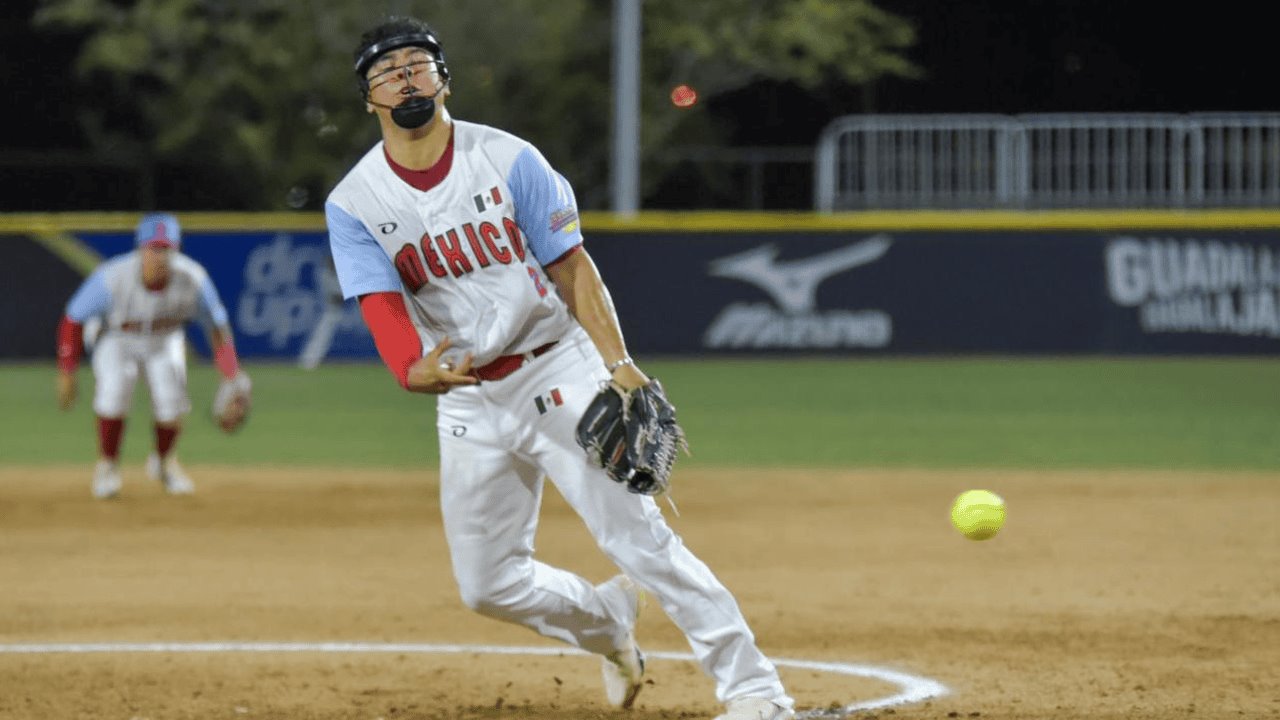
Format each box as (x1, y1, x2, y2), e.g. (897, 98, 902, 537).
(606, 357, 634, 374)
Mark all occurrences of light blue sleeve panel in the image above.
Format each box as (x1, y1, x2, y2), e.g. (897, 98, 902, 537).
(507, 146, 585, 266)
(326, 201, 402, 300)
(64, 269, 111, 322)
(195, 274, 230, 328)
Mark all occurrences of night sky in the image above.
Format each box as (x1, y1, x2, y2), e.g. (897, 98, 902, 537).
(720, 0, 1279, 146)
(879, 1, 1277, 115)
(5, 0, 1276, 210)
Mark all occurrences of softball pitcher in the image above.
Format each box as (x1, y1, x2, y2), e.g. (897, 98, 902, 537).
(324, 16, 793, 720)
(56, 213, 248, 498)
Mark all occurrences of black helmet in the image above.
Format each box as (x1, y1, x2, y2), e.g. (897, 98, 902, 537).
(353, 17, 450, 97)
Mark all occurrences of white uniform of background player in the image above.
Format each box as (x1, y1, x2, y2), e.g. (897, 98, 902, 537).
(56, 213, 244, 498)
(296, 257, 346, 370)
(325, 17, 793, 720)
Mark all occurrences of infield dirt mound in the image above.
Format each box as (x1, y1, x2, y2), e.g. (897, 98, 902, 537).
(1, 466, 1277, 719)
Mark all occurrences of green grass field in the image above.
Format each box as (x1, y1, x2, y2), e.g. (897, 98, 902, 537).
(2, 357, 1277, 470)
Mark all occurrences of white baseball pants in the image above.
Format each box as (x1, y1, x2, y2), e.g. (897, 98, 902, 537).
(435, 330, 791, 708)
(91, 330, 190, 422)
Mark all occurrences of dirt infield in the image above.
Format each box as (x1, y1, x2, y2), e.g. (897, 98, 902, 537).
(1, 465, 1277, 719)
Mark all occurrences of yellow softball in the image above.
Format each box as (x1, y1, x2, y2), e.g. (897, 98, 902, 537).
(950, 489, 1006, 541)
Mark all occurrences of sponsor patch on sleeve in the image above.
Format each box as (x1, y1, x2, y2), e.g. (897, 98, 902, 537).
(549, 208, 579, 234)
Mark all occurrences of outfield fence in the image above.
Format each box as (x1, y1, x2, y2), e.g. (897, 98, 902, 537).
(4, 211, 1280, 359)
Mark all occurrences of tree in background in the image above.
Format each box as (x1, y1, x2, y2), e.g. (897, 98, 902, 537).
(34, 0, 916, 210)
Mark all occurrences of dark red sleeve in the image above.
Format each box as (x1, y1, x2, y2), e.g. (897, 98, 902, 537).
(543, 243, 583, 269)
(359, 292, 424, 390)
(56, 316, 83, 373)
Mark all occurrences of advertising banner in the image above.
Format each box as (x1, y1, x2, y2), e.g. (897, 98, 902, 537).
(0, 236, 88, 358)
(7, 223, 1276, 359)
(583, 229, 1280, 355)
(77, 231, 375, 360)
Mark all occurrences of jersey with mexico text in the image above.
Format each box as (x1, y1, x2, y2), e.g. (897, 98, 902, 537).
(325, 120, 584, 366)
(66, 252, 229, 334)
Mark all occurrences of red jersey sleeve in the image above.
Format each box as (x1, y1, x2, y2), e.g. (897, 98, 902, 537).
(358, 292, 423, 389)
(56, 316, 84, 373)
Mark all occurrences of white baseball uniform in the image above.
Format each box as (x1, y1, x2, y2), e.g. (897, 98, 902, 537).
(326, 120, 791, 707)
(65, 251, 229, 422)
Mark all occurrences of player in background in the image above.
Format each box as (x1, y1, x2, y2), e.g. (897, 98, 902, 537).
(56, 213, 245, 499)
(324, 17, 794, 720)
(296, 257, 347, 370)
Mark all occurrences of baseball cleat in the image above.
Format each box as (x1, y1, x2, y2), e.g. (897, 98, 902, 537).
(602, 642, 645, 709)
(715, 698, 795, 720)
(598, 574, 645, 709)
(91, 459, 122, 499)
(147, 453, 195, 495)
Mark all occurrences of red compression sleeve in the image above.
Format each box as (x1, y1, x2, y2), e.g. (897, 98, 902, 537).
(213, 339, 241, 380)
(543, 243, 583, 269)
(57, 316, 83, 373)
(359, 292, 423, 390)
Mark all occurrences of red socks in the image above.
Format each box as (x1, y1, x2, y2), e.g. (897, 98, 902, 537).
(96, 418, 182, 462)
(155, 425, 178, 458)
(97, 417, 124, 461)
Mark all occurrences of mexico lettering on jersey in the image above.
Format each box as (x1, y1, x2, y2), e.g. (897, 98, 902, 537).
(325, 120, 583, 366)
(65, 252, 229, 332)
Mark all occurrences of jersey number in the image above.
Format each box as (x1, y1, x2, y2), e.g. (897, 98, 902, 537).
(527, 266, 549, 297)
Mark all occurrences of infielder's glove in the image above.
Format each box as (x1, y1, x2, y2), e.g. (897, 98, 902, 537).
(212, 371, 252, 434)
(575, 379, 688, 496)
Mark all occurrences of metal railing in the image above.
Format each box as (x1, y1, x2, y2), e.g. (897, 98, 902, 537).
(814, 113, 1280, 211)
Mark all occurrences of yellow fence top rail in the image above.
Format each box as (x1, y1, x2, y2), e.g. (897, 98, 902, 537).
(5, 209, 1280, 233)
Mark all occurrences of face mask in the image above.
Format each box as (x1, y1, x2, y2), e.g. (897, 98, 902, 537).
(356, 33, 451, 132)
(391, 94, 435, 129)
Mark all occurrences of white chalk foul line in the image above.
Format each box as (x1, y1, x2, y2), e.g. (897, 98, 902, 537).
(0, 642, 947, 718)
